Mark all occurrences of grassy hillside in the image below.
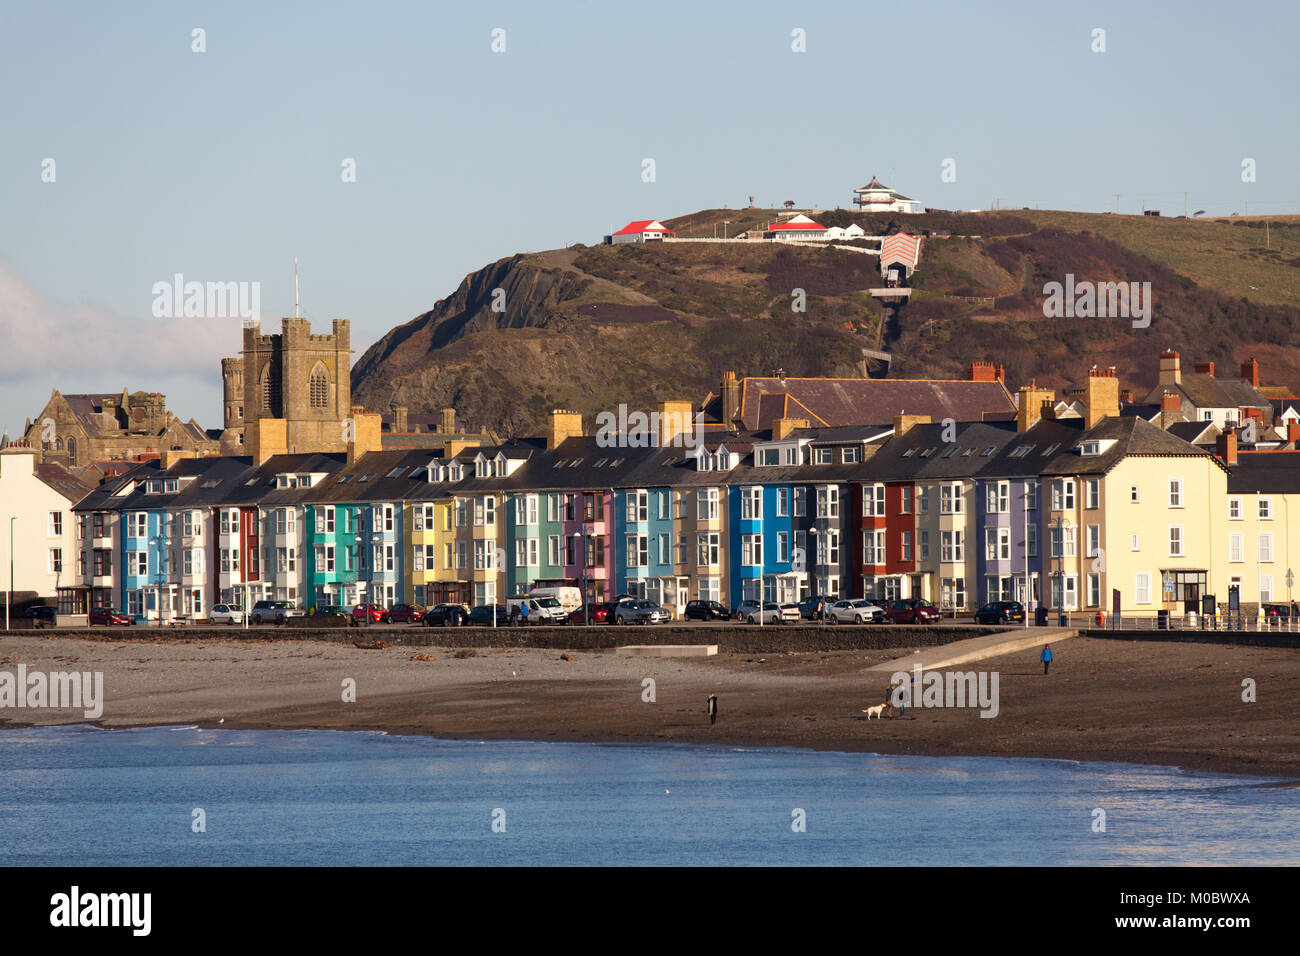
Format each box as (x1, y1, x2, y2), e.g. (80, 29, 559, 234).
(351, 209, 1300, 436)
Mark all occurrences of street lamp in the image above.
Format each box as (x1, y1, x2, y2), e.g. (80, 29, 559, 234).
(810, 526, 828, 625)
(6, 516, 14, 631)
(572, 531, 588, 626)
(354, 532, 369, 628)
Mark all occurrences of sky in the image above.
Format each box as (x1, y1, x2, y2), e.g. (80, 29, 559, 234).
(1, 0, 1297, 438)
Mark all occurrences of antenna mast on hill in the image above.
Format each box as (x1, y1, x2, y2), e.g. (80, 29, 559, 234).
(294, 257, 301, 318)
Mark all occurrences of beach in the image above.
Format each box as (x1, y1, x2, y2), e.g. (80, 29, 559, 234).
(1, 633, 1297, 778)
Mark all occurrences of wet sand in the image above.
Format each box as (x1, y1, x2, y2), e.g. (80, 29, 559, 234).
(1, 634, 1297, 777)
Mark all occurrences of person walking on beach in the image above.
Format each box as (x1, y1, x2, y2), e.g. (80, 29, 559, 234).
(707, 694, 718, 725)
(1041, 644, 1054, 675)
(518, 601, 529, 627)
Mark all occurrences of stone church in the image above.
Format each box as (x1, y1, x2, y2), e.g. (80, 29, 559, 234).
(223, 317, 379, 463)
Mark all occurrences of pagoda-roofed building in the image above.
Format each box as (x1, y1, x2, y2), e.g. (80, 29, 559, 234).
(853, 176, 923, 214)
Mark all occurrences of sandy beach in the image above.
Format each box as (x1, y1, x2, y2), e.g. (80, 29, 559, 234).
(1, 633, 1297, 778)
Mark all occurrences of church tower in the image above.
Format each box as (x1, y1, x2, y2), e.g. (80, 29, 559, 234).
(241, 317, 357, 462)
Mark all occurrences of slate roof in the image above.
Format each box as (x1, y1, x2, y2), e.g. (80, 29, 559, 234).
(1141, 373, 1271, 415)
(1226, 451, 1300, 494)
(34, 463, 95, 503)
(1039, 415, 1224, 476)
(702, 376, 1016, 431)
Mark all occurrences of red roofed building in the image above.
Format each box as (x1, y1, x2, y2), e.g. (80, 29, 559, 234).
(879, 232, 922, 278)
(608, 220, 674, 244)
(763, 214, 828, 241)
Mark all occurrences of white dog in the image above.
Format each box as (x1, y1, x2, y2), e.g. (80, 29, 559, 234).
(862, 703, 888, 720)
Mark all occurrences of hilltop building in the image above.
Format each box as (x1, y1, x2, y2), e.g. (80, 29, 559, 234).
(852, 176, 923, 214)
(606, 220, 674, 244)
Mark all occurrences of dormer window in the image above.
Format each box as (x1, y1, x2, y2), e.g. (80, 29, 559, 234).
(163, 479, 179, 493)
(1080, 441, 1101, 456)
(758, 447, 780, 466)
(147, 480, 161, 493)
(475, 456, 490, 478)
(843, 447, 860, 464)
(814, 447, 832, 465)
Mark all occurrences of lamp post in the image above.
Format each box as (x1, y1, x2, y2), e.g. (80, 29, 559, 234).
(354, 532, 369, 628)
(573, 531, 588, 626)
(6, 516, 14, 631)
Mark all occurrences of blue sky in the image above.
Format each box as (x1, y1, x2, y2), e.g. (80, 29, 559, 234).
(1, 0, 1297, 437)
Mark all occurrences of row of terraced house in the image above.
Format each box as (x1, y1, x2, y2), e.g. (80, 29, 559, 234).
(51, 357, 1300, 623)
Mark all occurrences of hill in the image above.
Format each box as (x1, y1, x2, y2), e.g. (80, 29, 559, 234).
(351, 209, 1300, 436)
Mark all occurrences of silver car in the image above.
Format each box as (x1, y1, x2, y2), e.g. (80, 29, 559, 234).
(827, 599, 885, 624)
(615, 600, 670, 624)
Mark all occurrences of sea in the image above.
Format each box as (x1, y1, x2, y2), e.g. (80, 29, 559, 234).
(0, 725, 1296, 866)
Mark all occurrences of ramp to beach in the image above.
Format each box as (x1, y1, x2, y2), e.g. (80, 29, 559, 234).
(615, 644, 719, 658)
(867, 628, 1076, 672)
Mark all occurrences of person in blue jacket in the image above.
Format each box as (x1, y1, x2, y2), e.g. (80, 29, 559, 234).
(1041, 644, 1054, 675)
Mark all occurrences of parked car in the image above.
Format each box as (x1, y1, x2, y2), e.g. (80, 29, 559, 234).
(383, 603, 427, 624)
(614, 600, 670, 624)
(974, 601, 1026, 625)
(734, 600, 794, 625)
(683, 599, 730, 622)
(25, 605, 58, 628)
(250, 600, 305, 625)
(569, 602, 616, 625)
(798, 595, 839, 621)
(827, 599, 885, 624)
(311, 605, 349, 619)
(351, 603, 385, 624)
(886, 599, 942, 624)
(208, 604, 243, 626)
(424, 603, 471, 627)
(1262, 602, 1296, 623)
(89, 607, 134, 626)
(467, 604, 509, 626)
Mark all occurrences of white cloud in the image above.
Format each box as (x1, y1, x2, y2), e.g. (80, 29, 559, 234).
(0, 259, 234, 434)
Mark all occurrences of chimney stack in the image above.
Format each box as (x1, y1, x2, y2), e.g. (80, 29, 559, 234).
(1241, 357, 1260, 388)
(393, 406, 408, 433)
(1158, 350, 1181, 386)
(1085, 367, 1120, 429)
(1216, 429, 1238, 468)
(1015, 384, 1054, 432)
(720, 371, 740, 432)
(967, 361, 998, 383)
(1288, 422, 1300, 446)
(440, 407, 456, 434)
(892, 413, 931, 438)
(547, 409, 584, 449)
(1160, 392, 1181, 412)
(1194, 362, 1215, 377)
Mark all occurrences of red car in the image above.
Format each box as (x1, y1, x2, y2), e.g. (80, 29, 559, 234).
(568, 602, 615, 625)
(89, 607, 133, 626)
(886, 599, 942, 624)
(351, 603, 385, 624)
(382, 604, 426, 624)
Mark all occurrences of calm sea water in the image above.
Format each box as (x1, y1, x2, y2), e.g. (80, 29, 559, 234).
(0, 725, 1295, 866)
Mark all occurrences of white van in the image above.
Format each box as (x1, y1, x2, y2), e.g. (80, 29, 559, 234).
(527, 587, 582, 614)
(506, 596, 568, 625)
